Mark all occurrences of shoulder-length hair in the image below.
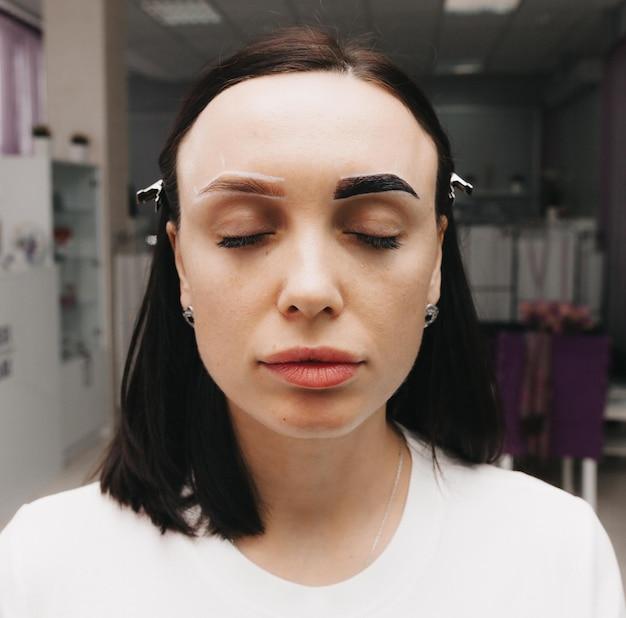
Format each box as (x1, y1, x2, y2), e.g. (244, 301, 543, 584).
(90, 25, 504, 540)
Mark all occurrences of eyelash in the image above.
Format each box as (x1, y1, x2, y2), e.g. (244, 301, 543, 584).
(217, 233, 402, 250)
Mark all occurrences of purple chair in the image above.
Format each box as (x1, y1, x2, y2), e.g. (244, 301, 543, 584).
(549, 334, 611, 510)
(494, 331, 528, 459)
(549, 334, 611, 459)
(494, 330, 611, 510)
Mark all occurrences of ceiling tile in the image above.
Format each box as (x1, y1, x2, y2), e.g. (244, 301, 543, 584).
(53, 0, 616, 80)
(437, 13, 508, 66)
(487, 1, 588, 73)
(293, 0, 371, 34)
(369, 0, 442, 74)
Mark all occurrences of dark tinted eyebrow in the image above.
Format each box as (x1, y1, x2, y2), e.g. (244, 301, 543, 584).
(196, 173, 419, 200)
(334, 174, 419, 200)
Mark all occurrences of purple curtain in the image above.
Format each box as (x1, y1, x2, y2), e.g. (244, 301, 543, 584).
(0, 12, 44, 155)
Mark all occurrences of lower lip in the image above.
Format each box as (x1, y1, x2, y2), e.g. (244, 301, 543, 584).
(260, 362, 362, 387)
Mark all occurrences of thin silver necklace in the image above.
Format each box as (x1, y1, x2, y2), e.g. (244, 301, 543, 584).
(367, 438, 404, 561)
(229, 437, 406, 565)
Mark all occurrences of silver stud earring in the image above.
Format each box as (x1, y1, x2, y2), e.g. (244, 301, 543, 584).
(182, 305, 195, 327)
(424, 303, 439, 328)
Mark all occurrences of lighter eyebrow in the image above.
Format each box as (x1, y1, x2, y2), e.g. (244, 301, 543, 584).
(195, 171, 286, 199)
(194, 171, 419, 201)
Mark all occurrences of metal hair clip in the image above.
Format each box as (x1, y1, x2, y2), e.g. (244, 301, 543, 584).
(136, 179, 165, 212)
(449, 173, 474, 202)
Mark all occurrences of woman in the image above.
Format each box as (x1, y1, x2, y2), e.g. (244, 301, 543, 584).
(1, 25, 624, 617)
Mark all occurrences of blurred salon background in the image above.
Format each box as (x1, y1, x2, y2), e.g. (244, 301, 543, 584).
(1, 0, 625, 582)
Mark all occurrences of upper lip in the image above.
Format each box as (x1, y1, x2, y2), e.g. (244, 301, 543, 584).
(259, 346, 364, 364)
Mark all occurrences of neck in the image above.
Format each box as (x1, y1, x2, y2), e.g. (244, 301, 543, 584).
(226, 403, 408, 544)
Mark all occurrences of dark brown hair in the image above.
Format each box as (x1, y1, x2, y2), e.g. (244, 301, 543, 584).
(89, 25, 504, 540)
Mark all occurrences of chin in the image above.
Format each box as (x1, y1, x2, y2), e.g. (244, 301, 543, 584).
(269, 409, 362, 438)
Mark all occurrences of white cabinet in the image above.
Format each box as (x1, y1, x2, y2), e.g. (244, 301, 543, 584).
(0, 266, 63, 525)
(0, 156, 111, 520)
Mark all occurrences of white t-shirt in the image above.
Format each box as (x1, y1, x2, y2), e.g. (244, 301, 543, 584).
(1, 422, 624, 617)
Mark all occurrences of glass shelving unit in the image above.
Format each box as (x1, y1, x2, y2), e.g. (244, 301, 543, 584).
(51, 161, 102, 362)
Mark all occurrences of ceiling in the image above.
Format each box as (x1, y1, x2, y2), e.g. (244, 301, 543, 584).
(6, 0, 626, 82)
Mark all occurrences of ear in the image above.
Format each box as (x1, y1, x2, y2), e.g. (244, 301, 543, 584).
(165, 221, 192, 309)
(427, 215, 448, 306)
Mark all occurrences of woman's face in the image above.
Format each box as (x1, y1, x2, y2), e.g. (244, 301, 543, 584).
(167, 71, 447, 438)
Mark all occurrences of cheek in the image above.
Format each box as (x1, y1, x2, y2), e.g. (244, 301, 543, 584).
(184, 256, 260, 378)
(365, 239, 436, 327)
(352, 272, 427, 418)
(365, 283, 427, 364)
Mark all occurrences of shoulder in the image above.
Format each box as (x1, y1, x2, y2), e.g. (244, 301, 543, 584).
(0, 482, 186, 611)
(0, 482, 152, 577)
(403, 427, 624, 610)
(400, 423, 617, 556)
(1, 482, 103, 541)
(3, 482, 130, 537)
(0, 483, 111, 610)
(400, 421, 587, 520)
(443, 463, 625, 613)
(399, 426, 625, 613)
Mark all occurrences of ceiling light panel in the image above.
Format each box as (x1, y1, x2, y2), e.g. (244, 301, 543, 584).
(140, 0, 222, 26)
(450, 61, 484, 74)
(445, 0, 521, 14)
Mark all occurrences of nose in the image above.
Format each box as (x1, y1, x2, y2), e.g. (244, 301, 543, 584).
(275, 232, 345, 320)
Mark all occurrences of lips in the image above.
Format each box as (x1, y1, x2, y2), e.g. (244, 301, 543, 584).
(259, 346, 365, 387)
(261, 361, 362, 388)
(259, 346, 364, 364)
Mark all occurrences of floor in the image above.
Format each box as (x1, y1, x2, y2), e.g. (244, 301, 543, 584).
(16, 434, 626, 591)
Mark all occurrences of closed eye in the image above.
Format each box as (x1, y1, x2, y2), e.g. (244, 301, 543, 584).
(216, 233, 268, 249)
(353, 233, 402, 250)
(216, 233, 402, 250)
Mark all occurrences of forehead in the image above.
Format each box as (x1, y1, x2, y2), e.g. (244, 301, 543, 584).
(177, 71, 437, 193)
